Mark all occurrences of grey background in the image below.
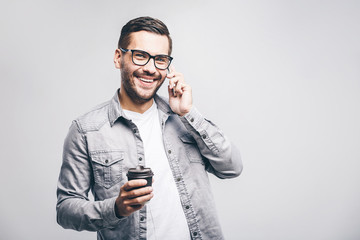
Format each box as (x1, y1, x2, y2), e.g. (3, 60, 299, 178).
(1, 0, 359, 239)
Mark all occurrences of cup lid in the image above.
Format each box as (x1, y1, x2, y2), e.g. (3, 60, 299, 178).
(127, 165, 154, 178)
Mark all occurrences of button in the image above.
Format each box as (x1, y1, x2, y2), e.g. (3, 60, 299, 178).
(105, 159, 109, 164)
(168, 150, 172, 154)
(190, 118, 194, 122)
(202, 134, 207, 139)
(185, 205, 190, 209)
(176, 178, 181, 182)
(193, 232, 198, 236)
(139, 157, 142, 161)
(140, 217, 145, 221)
(133, 129, 137, 133)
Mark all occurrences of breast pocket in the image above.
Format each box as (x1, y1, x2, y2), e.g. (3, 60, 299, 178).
(90, 150, 124, 189)
(179, 133, 204, 165)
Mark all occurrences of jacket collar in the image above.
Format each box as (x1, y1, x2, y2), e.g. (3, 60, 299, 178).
(108, 89, 174, 127)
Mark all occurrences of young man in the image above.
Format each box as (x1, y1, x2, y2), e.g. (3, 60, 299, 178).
(57, 16, 242, 240)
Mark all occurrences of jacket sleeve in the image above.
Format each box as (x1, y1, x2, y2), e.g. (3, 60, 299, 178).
(180, 107, 243, 179)
(56, 121, 123, 231)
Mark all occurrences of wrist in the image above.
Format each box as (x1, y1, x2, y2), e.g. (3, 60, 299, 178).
(178, 105, 193, 116)
(179, 109, 191, 117)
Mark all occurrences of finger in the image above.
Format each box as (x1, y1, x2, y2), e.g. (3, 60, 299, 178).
(167, 71, 175, 79)
(166, 65, 177, 79)
(126, 204, 143, 212)
(126, 186, 153, 199)
(169, 65, 176, 74)
(174, 81, 188, 96)
(182, 83, 192, 94)
(168, 76, 181, 97)
(124, 192, 154, 206)
(168, 78, 176, 89)
(120, 203, 143, 216)
(175, 82, 185, 95)
(123, 179, 148, 191)
(168, 84, 174, 97)
(168, 83, 177, 97)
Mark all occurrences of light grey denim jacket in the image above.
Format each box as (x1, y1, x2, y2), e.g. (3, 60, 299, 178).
(56, 90, 243, 240)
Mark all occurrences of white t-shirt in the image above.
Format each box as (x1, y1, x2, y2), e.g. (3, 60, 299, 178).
(123, 102, 191, 240)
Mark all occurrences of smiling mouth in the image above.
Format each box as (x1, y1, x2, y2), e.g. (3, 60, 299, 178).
(138, 77, 154, 83)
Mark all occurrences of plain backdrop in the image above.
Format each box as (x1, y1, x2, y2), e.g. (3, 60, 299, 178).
(1, 0, 359, 239)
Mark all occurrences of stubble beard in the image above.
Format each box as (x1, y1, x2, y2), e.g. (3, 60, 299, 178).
(120, 63, 165, 105)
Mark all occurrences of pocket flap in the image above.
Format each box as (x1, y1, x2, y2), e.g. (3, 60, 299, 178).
(90, 150, 124, 166)
(179, 133, 196, 144)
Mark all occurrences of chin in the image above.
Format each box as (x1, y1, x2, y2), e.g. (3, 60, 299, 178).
(138, 91, 157, 101)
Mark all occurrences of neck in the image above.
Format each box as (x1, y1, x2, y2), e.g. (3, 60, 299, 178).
(118, 88, 154, 114)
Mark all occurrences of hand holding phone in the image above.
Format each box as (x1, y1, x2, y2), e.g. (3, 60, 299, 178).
(166, 66, 193, 116)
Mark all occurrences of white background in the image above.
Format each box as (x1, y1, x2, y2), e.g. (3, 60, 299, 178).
(1, 0, 359, 239)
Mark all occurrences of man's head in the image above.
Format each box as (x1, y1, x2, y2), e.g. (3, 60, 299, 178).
(114, 17, 173, 109)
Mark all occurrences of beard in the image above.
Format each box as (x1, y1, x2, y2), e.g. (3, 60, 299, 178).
(120, 60, 165, 105)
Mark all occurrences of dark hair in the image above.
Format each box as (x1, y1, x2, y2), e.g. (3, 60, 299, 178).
(118, 16, 172, 55)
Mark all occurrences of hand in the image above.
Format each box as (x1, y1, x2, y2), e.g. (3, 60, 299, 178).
(115, 180, 154, 217)
(167, 66, 192, 116)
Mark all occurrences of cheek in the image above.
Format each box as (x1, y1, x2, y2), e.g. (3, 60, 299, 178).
(133, 68, 142, 77)
(122, 63, 138, 78)
(120, 57, 126, 70)
(159, 70, 167, 80)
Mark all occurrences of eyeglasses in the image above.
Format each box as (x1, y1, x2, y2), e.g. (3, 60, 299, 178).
(120, 48, 173, 70)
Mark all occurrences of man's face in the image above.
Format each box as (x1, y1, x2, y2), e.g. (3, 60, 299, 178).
(115, 31, 170, 105)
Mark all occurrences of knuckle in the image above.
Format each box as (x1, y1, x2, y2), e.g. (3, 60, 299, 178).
(126, 191, 135, 199)
(122, 199, 129, 206)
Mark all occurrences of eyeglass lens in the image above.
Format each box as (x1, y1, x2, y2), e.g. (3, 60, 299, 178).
(132, 50, 171, 70)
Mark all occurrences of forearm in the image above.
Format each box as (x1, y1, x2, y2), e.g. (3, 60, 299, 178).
(56, 195, 121, 231)
(180, 106, 243, 178)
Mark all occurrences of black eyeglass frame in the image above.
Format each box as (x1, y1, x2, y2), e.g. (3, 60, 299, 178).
(119, 48, 173, 70)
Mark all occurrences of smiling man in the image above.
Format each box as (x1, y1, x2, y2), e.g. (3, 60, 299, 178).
(56, 16, 242, 240)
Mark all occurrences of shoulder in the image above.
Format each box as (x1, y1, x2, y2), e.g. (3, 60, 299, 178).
(74, 100, 111, 133)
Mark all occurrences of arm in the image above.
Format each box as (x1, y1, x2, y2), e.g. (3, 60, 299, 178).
(56, 121, 122, 231)
(167, 67, 243, 179)
(56, 121, 154, 231)
(180, 107, 243, 178)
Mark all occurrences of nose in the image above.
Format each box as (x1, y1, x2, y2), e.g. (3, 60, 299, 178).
(142, 58, 157, 74)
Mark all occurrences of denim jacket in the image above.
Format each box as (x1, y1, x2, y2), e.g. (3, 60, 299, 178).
(56, 90, 243, 240)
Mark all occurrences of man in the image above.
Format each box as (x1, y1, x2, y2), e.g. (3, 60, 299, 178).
(57, 16, 242, 240)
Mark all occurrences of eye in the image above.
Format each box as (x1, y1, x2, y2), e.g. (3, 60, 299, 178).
(155, 56, 169, 64)
(133, 51, 148, 60)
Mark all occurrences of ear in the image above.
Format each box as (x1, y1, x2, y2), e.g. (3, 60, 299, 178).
(114, 49, 122, 69)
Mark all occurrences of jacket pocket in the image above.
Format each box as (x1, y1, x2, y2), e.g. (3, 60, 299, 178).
(90, 150, 124, 189)
(179, 133, 204, 164)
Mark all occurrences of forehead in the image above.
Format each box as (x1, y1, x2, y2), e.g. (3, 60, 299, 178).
(127, 31, 170, 55)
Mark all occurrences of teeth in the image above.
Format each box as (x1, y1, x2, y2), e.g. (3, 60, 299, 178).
(139, 77, 154, 83)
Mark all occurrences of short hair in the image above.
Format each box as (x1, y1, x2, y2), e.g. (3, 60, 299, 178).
(118, 16, 172, 55)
